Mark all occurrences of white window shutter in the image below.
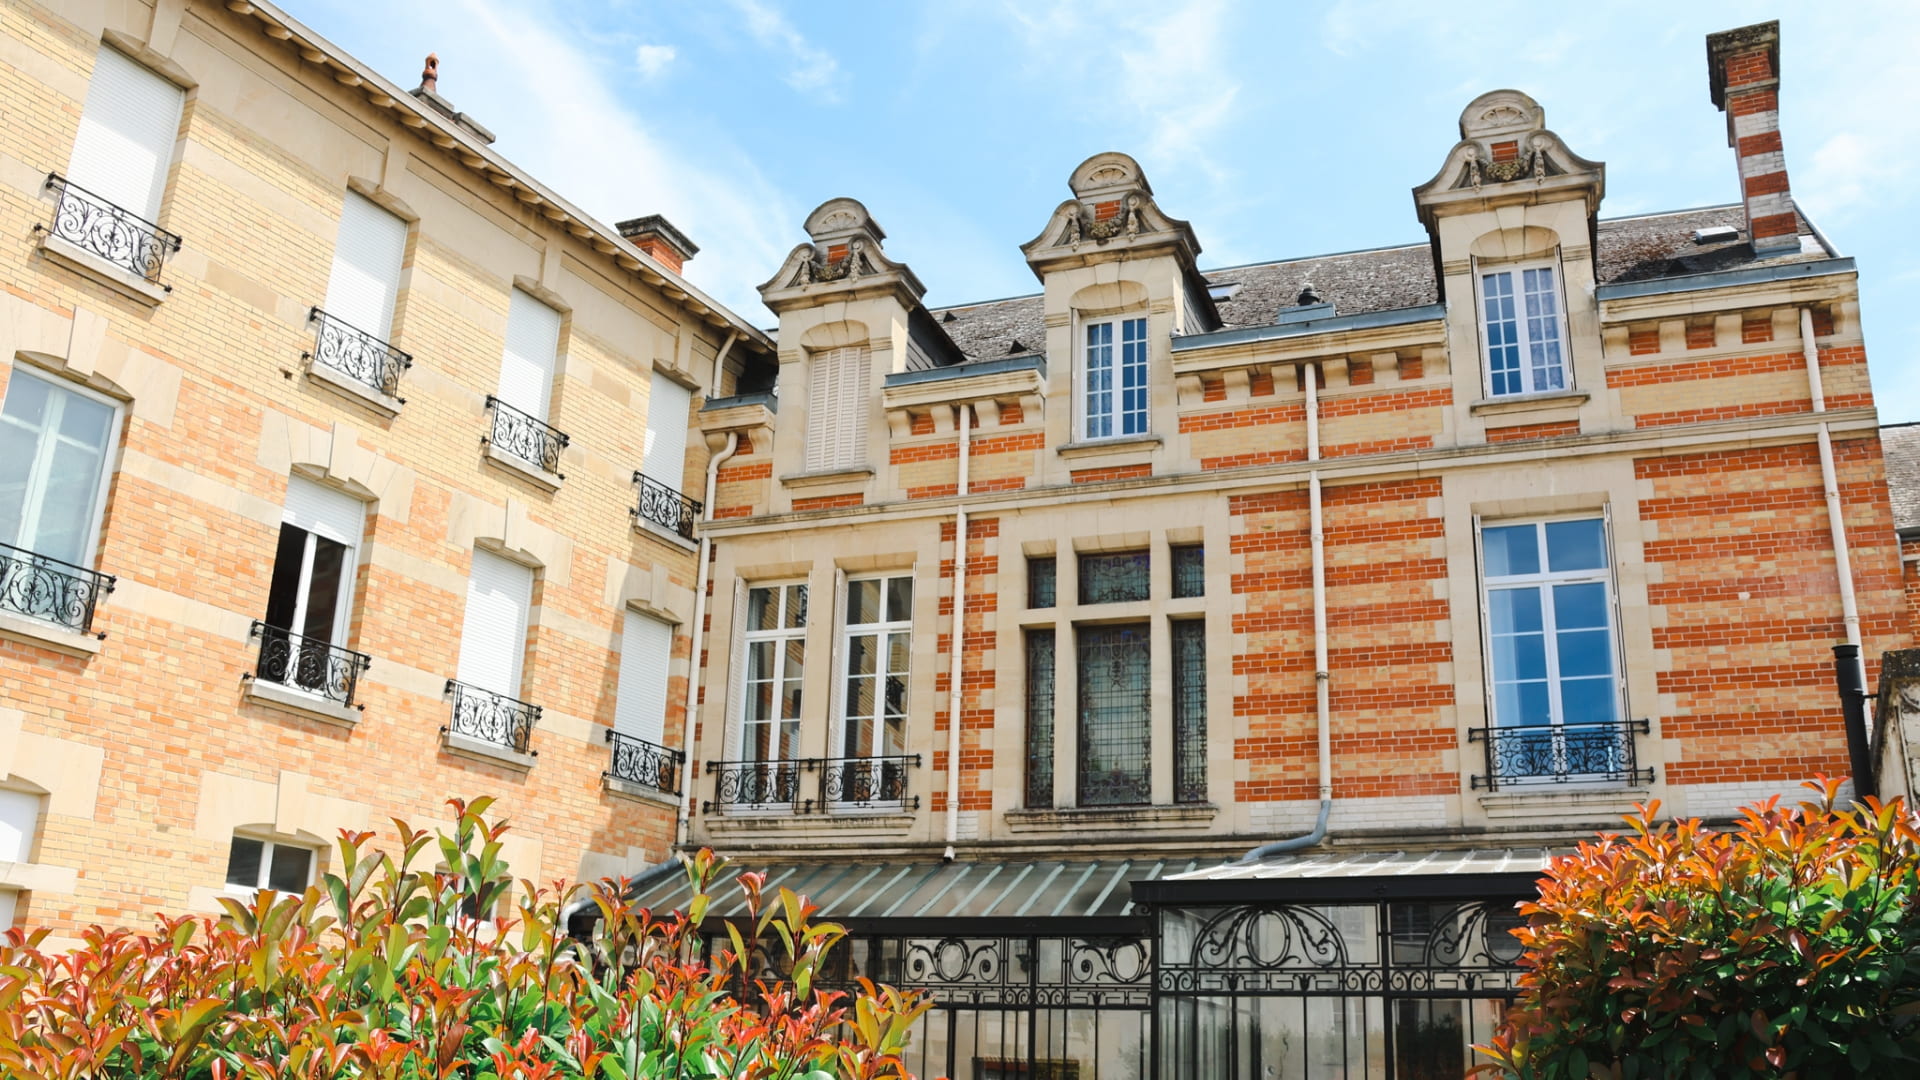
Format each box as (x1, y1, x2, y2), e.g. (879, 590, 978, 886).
(323, 192, 408, 339)
(614, 610, 673, 745)
(496, 289, 561, 421)
(457, 549, 533, 698)
(805, 347, 868, 473)
(839, 347, 870, 468)
(67, 47, 183, 221)
(722, 579, 748, 761)
(0, 789, 40, 863)
(805, 349, 834, 473)
(281, 475, 366, 547)
(642, 372, 693, 484)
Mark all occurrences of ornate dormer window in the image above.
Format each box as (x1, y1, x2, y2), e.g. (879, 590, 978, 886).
(1479, 263, 1567, 397)
(1081, 315, 1149, 439)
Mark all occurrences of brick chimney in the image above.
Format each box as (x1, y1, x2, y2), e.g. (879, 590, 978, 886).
(1707, 20, 1798, 256)
(615, 214, 698, 275)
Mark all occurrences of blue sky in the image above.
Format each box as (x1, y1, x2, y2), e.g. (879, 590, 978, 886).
(289, 1, 1920, 422)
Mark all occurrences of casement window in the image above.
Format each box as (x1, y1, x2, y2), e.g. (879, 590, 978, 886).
(323, 191, 408, 341)
(1077, 623, 1152, 806)
(260, 476, 366, 693)
(833, 575, 913, 808)
(0, 789, 39, 929)
(1078, 550, 1150, 605)
(0, 368, 120, 569)
(1027, 556, 1057, 609)
(1080, 316, 1149, 440)
(740, 583, 808, 764)
(1479, 263, 1567, 397)
(642, 371, 694, 487)
(224, 834, 316, 897)
(456, 549, 535, 699)
(496, 288, 562, 423)
(614, 610, 673, 748)
(1024, 629, 1056, 808)
(67, 46, 184, 222)
(1479, 517, 1620, 732)
(1172, 620, 1207, 804)
(1171, 545, 1205, 599)
(804, 346, 870, 473)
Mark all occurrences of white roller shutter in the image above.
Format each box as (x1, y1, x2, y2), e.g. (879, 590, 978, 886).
(0, 789, 39, 863)
(282, 475, 366, 547)
(614, 610, 673, 745)
(323, 192, 408, 339)
(66, 47, 183, 221)
(642, 372, 693, 485)
(805, 347, 868, 473)
(457, 549, 533, 698)
(496, 289, 560, 422)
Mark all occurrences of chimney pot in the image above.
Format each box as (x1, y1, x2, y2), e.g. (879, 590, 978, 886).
(1706, 21, 1799, 256)
(615, 214, 699, 275)
(421, 53, 438, 95)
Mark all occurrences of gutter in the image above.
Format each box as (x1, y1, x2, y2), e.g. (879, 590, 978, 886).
(1595, 257, 1855, 301)
(1172, 303, 1445, 353)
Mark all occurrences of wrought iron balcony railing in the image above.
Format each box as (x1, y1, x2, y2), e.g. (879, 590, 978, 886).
(0, 541, 115, 636)
(705, 758, 815, 815)
(41, 173, 181, 284)
(306, 307, 411, 401)
(249, 621, 371, 709)
(1468, 719, 1654, 792)
(631, 471, 702, 540)
(484, 395, 569, 476)
(443, 679, 540, 755)
(604, 729, 684, 797)
(820, 754, 921, 811)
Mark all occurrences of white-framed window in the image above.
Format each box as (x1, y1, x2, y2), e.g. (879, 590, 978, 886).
(323, 191, 409, 342)
(496, 288, 562, 423)
(67, 46, 185, 222)
(260, 476, 366, 693)
(1079, 315, 1149, 440)
(0, 367, 121, 569)
(833, 575, 912, 811)
(1479, 516, 1619, 733)
(614, 609, 674, 747)
(456, 549, 535, 699)
(1479, 263, 1567, 397)
(740, 583, 808, 764)
(804, 346, 870, 473)
(224, 834, 317, 898)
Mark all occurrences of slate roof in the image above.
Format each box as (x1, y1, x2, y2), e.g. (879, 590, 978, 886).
(929, 205, 1831, 363)
(1883, 423, 1920, 534)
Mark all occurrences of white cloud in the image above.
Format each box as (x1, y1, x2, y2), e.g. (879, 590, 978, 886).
(633, 43, 677, 80)
(726, 0, 843, 100)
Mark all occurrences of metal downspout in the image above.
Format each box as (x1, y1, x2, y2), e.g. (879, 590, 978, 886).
(1803, 307, 1872, 796)
(943, 403, 972, 861)
(1242, 363, 1332, 862)
(677, 431, 739, 847)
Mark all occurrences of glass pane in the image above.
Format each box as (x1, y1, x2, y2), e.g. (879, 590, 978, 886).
(262, 526, 307, 632)
(1488, 588, 1542, 634)
(31, 439, 102, 565)
(845, 632, 876, 676)
(1545, 519, 1606, 572)
(1491, 630, 1546, 681)
(1561, 677, 1618, 727)
(1482, 525, 1539, 576)
(0, 419, 37, 547)
(1556, 628, 1612, 677)
(785, 584, 808, 628)
(748, 587, 778, 631)
(300, 535, 348, 644)
(1121, 317, 1149, 435)
(57, 390, 113, 447)
(884, 576, 913, 622)
(1171, 544, 1205, 598)
(1025, 629, 1056, 808)
(225, 836, 264, 888)
(1078, 551, 1150, 605)
(1482, 271, 1522, 397)
(1084, 322, 1114, 439)
(267, 844, 311, 893)
(847, 578, 880, 626)
(1, 373, 50, 426)
(1027, 556, 1056, 608)
(1077, 623, 1151, 806)
(1552, 581, 1608, 628)
(1173, 620, 1207, 804)
(746, 639, 774, 683)
(1495, 680, 1552, 727)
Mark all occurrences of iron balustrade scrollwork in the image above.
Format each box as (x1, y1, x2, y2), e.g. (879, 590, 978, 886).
(705, 758, 814, 813)
(443, 679, 540, 755)
(820, 754, 919, 810)
(250, 621, 371, 707)
(604, 728, 684, 796)
(306, 307, 411, 400)
(41, 173, 181, 284)
(631, 471, 702, 540)
(483, 395, 569, 476)
(1468, 719, 1654, 791)
(0, 541, 115, 635)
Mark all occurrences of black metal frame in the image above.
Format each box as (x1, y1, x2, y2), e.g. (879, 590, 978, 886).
(305, 307, 411, 401)
(631, 471, 702, 540)
(703, 754, 922, 814)
(819, 754, 920, 810)
(483, 395, 569, 477)
(604, 728, 684, 796)
(442, 679, 540, 755)
(0, 541, 115, 636)
(704, 757, 814, 814)
(41, 173, 181, 284)
(1171, 544, 1206, 599)
(249, 621, 371, 708)
(1077, 550, 1150, 605)
(1468, 719, 1654, 791)
(1024, 629, 1056, 809)
(1077, 623, 1152, 807)
(1171, 620, 1207, 805)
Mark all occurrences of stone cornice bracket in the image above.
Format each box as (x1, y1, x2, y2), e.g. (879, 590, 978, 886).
(757, 197, 927, 314)
(1411, 90, 1606, 235)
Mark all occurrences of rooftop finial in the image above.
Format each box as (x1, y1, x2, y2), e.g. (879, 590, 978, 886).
(421, 53, 439, 95)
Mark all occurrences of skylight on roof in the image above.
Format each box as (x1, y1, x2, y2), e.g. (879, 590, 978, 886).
(1207, 282, 1242, 301)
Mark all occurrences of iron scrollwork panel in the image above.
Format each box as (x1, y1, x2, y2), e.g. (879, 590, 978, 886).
(0, 542, 115, 634)
(444, 679, 540, 753)
(632, 472, 702, 539)
(252, 621, 370, 706)
(486, 396, 569, 474)
(43, 174, 181, 282)
(605, 729, 684, 796)
(1470, 720, 1653, 790)
(708, 759, 811, 812)
(308, 308, 411, 399)
(820, 755, 916, 809)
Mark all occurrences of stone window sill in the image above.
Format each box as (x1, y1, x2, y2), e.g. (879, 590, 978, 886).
(442, 730, 537, 771)
(483, 444, 563, 491)
(702, 812, 916, 838)
(38, 233, 169, 306)
(0, 610, 102, 658)
(634, 516, 698, 551)
(243, 678, 360, 728)
(307, 360, 402, 417)
(1468, 390, 1590, 417)
(605, 776, 680, 809)
(1478, 786, 1650, 823)
(779, 466, 875, 489)
(1056, 434, 1163, 459)
(1003, 803, 1217, 833)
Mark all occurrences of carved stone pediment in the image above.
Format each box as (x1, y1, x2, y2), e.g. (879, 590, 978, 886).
(759, 196, 927, 311)
(1021, 151, 1203, 271)
(1413, 90, 1605, 217)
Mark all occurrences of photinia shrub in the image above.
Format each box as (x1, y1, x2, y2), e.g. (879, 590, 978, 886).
(0, 796, 935, 1079)
(1476, 779, 1920, 1078)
